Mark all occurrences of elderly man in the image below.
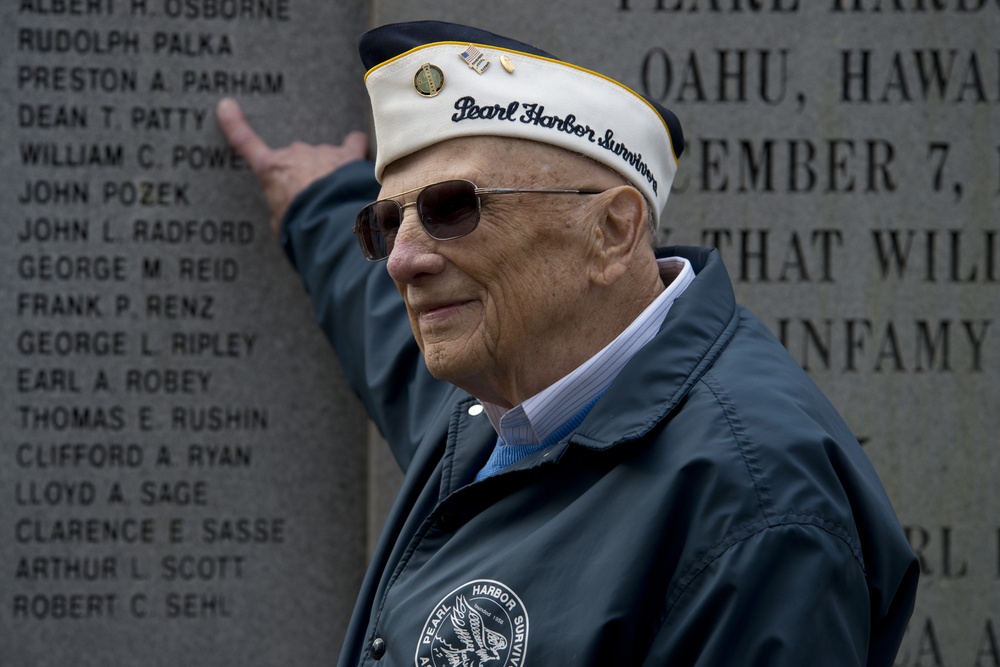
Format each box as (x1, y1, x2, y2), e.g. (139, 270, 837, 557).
(217, 20, 917, 667)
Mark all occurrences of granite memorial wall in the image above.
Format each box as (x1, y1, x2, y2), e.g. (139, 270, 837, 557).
(3, 0, 999, 665)
(2, 0, 370, 664)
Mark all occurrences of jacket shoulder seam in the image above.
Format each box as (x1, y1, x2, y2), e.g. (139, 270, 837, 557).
(699, 370, 776, 519)
(655, 514, 867, 650)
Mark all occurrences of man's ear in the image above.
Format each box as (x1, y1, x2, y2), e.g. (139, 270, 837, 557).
(588, 186, 649, 287)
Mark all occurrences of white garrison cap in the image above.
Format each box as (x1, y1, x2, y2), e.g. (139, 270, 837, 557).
(359, 21, 685, 228)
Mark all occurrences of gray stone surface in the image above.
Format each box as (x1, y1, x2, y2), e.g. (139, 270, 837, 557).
(1, 1, 370, 664)
(363, 2, 999, 663)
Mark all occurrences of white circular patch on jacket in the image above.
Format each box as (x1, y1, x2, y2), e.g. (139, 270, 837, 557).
(416, 579, 528, 667)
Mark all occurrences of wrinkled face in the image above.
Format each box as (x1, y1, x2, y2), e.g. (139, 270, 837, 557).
(382, 137, 621, 407)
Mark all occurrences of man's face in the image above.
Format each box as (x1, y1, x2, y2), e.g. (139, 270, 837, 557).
(381, 137, 620, 408)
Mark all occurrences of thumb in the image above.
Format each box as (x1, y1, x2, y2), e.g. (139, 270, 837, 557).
(341, 131, 370, 162)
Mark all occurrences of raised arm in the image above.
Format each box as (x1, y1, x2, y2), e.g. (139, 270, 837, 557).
(216, 99, 455, 470)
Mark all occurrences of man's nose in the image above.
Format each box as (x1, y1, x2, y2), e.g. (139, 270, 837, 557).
(386, 206, 445, 282)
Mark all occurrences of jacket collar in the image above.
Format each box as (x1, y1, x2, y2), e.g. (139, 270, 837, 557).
(569, 246, 740, 451)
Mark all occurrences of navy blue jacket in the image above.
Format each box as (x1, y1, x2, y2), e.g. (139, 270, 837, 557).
(282, 161, 919, 667)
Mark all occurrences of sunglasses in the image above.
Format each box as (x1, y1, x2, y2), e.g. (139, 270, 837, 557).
(353, 179, 606, 261)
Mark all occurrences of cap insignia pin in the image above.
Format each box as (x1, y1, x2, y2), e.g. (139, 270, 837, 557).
(500, 54, 515, 73)
(459, 44, 490, 74)
(414, 63, 444, 97)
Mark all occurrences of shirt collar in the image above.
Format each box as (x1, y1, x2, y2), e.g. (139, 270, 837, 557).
(482, 256, 694, 445)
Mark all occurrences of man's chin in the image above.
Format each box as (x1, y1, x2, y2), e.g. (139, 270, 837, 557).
(422, 344, 483, 387)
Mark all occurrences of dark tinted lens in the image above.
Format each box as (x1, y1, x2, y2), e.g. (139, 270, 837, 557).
(418, 180, 480, 239)
(355, 200, 400, 260)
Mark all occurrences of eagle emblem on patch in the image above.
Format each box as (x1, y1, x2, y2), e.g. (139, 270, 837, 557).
(416, 579, 528, 667)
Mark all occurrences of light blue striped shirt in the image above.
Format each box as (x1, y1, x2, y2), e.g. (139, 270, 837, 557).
(480, 256, 694, 453)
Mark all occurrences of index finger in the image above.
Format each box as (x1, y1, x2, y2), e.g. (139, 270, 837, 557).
(216, 98, 272, 173)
